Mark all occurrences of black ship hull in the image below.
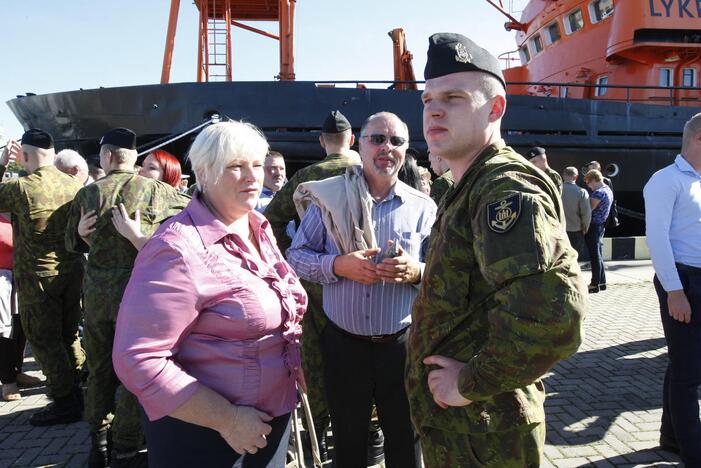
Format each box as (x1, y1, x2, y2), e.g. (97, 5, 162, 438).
(7, 80, 697, 235)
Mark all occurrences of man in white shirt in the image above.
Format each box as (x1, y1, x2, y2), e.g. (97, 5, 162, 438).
(643, 112, 701, 466)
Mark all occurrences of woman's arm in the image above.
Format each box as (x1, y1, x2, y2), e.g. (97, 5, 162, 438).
(111, 203, 149, 250)
(590, 196, 601, 210)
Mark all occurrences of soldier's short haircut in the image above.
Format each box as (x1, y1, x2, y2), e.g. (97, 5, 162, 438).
(55, 149, 88, 173)
(188, 121, 269, 192)
(321, 129, 352, 147)
(360, 112, 409, 138)
(683, 112, 701, 148)
(475, 72, 505, 105)
(562, 166, 578, 179)
(101, 144, 137, 165)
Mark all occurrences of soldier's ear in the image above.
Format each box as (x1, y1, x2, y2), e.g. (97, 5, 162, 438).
(319, 135, 326, 149)
(488, 94, 506, 122)
(349, 133, 356, 146)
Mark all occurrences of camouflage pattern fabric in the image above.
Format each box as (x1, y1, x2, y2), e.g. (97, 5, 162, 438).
(430, 170, 454, 206)
(66, 170, 190, 448)
(545, 167, 563, 194)
(265, 152, 357, 436)
(421, 421, 544, 467)
(406, 141, 586, 462)
(0, 164, 85, 399)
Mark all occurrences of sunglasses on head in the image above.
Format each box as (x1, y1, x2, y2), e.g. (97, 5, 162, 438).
(362, 134, 408, 147)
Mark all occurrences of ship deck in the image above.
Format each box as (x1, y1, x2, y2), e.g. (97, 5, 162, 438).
(0, 261, 688, 467)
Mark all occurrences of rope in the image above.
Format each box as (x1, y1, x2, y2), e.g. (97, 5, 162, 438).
(617, 205, 645, 221)
(136, 114, 221, 157)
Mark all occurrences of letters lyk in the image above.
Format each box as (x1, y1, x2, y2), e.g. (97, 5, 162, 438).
(649, 0, 701, 17)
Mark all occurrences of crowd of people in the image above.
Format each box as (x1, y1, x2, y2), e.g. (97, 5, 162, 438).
(0, 30, 697, 468)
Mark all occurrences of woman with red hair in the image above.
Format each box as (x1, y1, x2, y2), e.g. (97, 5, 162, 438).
(140, 150, 182, 188)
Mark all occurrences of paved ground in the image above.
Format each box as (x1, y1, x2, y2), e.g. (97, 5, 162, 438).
(0, 260, 692, 467)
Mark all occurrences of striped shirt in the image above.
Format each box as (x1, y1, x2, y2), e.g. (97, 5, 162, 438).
(287, 180, 436, 335)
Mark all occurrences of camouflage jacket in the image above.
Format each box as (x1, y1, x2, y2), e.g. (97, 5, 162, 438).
(65, 170, 190, 304)
(0, 164, 85, 278)
(265, 153, 358, 254)
(430, 170, 454, 206)
(545, 167, 563, 194)
(407, 140, 586, 435)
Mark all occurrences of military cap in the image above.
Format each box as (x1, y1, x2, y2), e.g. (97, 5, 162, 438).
(424, 33, 506, 89)
(322, 110, 351, 134)
(21, 129, 54, 149)
(527, 146, 546, 158)
(99, 128, 137, 150)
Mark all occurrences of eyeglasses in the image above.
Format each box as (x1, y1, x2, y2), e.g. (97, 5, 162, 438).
(362, 134, 408, 147)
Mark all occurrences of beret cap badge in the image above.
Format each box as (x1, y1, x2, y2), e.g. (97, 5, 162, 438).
(454, 42, 472, 64)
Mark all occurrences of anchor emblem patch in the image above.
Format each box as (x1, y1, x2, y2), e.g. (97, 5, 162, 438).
(487, 194, 521, 234)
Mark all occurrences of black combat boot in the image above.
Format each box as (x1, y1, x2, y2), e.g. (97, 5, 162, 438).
(88, 430, 111, 468)
(28, 388, 83, 426)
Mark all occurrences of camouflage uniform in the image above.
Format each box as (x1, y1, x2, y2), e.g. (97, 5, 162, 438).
(544, 167, 563, 194)
(430, 170, 454, 205)
(406, 141, 586, 467)
(66, 170, 189, 450)
(0, 165, 85, 399)
(265, 152, 356, 437)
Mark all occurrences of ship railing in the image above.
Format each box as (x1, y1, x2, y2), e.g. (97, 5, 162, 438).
(507, 81, 701, 106)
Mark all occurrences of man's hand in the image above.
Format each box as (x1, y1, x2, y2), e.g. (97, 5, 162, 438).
(0, 139, 20, 166)
(667, 290, 692, 323)
(376, 243, 421, 284)
(423, 355, 472, 409)
(333, 248, 381, 285)
(78, 207, 98, 244)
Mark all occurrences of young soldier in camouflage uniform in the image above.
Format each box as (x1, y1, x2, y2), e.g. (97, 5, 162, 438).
(427, 151, 454, 205)
(0, 129, 86, 426)
(528, 147, 563, 194)
(65, 128, 190, 468)
(264, 110, 356, 460)
(406, 34, 587, 467)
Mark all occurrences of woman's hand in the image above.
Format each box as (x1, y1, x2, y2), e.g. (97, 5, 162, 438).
(78, 207, 97, 245)
(296, 367, 307, 393)
(219, 405, 273, 455)
(111, 203, 148, 250)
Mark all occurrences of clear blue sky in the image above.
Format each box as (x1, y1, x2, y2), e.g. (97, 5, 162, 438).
(0, 0, 526, 142)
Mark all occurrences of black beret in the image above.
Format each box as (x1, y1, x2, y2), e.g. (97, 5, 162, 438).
(424, 33, 506, 89)
(99, 128, 136, 150)
(527, 146, 546, 158)
(322, 110, 351, 134)
(21, 129, 54, 149)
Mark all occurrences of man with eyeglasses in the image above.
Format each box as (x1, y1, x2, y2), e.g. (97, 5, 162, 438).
(287, 111, 435, 468)
(405, 33, 586, 467)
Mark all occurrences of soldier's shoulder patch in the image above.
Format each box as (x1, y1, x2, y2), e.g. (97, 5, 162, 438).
(486, 193, 521, 234)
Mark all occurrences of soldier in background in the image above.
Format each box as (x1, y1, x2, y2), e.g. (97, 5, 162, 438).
(528, 146, 563, 193)
(406, 34, 586, 467)
(0, 130, 86, 425)
(264, 110, 357, 461)
(427, 151, 453, 204)
(66, 128, 189, 468)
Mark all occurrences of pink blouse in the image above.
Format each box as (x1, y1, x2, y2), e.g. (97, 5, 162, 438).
(113, 193, 307, 421)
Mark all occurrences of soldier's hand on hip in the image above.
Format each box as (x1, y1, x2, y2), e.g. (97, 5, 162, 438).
(376, 243, 421, 284)
(333, 248, 381, 285)
(423, 355, 472, 409)
(78, 207, 98, 239)
(667, 290, 692, 324)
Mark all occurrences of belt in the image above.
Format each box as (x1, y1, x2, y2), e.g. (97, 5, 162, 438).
(676, 263, 701, 274)
(327, 320, 408, 344)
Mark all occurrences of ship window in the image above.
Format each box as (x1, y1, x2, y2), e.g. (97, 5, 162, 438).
(683, 68, 697, 87)
(544, 22, 561, 45)
(589, 0, 614, 23)
(519, 45, 531, 64)
(564, 9, 584, 35)
(530, 34, 544, 55)
(595, 76, 609, 96)
(660, 68, 674, 87)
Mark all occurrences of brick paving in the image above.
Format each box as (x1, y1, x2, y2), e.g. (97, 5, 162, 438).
(0, 265, 691, 467)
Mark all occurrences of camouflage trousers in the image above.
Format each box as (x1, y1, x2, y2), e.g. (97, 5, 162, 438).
(83, 298, 143, 450)
(420, 422, 545, 468)
(300, 280, 330, 438)
(16, 272, 84, 399)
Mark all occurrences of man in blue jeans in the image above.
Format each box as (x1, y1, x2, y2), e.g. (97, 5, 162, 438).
(644, 112, 701, 466)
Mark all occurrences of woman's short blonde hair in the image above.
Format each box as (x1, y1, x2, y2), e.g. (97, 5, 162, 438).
(584, 169, 603, 183)
(187, 121, 269, 191)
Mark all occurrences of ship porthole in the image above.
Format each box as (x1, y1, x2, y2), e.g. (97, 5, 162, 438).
(605, 163, 619, 178)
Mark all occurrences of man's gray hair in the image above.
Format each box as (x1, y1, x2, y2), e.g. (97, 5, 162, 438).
(100, 144, 137, 165)
(562, 166, 578, 179)
(360, 112, 409, 138)
(55, 149, 88, 173)
(188, 121, 269, 191)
